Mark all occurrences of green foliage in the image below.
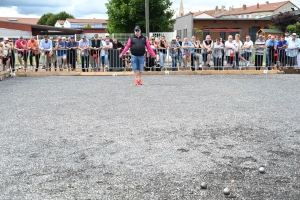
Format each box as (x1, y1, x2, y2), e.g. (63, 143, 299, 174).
(85, 23, 92, 28)
(37, 13, 54, 25)
(286, 22, 300, 36)
(106, 0, 175, 33)
(38, 11, 75, 26)
(267, 24, 277, 29)
(193, 28, 203, 38)
(270, 11, 300, 31)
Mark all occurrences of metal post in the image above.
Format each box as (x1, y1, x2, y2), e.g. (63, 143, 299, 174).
(145, 0, 149, 38)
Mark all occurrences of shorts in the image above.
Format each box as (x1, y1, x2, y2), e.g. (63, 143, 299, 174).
(131, 55, 144, 72)
(18, 51, 28, 61)
(3, 56, 10, 64)
(226, 56, 234, 64)
(57, 55, 66, 65)
(241, 52, 252, 61)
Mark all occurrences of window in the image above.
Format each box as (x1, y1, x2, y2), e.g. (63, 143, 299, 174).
(246, 15, 249, 18)
(183, 29, 187, 38)
(177, 30, 182, 39)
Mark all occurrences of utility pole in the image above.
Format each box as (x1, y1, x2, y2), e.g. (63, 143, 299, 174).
(145, 0, 149, 38)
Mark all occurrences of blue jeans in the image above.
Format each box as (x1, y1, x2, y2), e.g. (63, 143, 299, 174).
(131, 55, 144, 72)
(104, 54, 109, 65)
(266, 50, 270, 67)
(159, 52, 167, 70)
(171, 54, 178, 70)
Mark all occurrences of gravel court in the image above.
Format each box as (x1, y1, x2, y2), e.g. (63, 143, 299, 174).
(0, 75, 299, 199)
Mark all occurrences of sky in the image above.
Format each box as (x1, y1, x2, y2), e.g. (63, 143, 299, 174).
(0, 0, 299, 19)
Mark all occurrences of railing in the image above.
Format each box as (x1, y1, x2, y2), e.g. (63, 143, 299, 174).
(1, 48, 300, 73)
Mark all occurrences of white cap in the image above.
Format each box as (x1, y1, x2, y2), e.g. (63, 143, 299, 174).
(105, 33, 109, 37)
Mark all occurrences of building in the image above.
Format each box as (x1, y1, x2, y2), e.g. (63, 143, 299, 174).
(0, 17, 39, 25)
(179, 1, 299, 19)
(174, 13, 271, 41)
(55, 18, 107, 28)
(217, 1, 299, 19)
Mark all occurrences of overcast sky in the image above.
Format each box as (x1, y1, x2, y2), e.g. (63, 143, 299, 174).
(0, 0, 298, 19)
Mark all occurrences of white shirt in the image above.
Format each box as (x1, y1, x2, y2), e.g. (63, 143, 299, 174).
(101, 42, 113, 56)
(233, 40, 243, 51)
(243, 40, 253, 52)
(225, 41, 235, 56)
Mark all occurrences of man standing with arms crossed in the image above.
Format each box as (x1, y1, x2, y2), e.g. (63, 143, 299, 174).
(120, 26, 155, 85)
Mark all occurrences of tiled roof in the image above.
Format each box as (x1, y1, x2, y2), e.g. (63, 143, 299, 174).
(66, 18, 107, 24)
(56, 20, 65, 25)
(193, 10, 216, 17)
(0, 17, 39, 25)
(219, 1, 291, 16)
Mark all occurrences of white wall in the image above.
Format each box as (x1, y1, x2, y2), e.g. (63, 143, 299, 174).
(194, 13, 214, 19)
(0, 28, 31, 39)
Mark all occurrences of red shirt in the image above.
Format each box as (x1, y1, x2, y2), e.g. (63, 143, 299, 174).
(15, 39, 28, 53)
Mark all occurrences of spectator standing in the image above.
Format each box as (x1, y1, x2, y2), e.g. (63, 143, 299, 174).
(169, 37, 180, 71)
(66, 35, 78, 71)
(90, 34, 102, 72)
(182, 37, 194, 68)
(191, 36, 202, 70)
(79, 35, 89, 72)
(225, 35, 235, 69)
(254, 35, 266, 70)
(120, 25, 155, 85)
(232, 34, 243, 69)
(266, 35, 277, 70)
(39, 35, 52, 71)
(202, 35, 214, 67)
(1, 37, 11, 74)
(286, 33, 300, 68)
(220, 37, 225, 66)
(27, 36, 40, 72)
(265, 34, 271, 68)
(113, 39, 124, 50)
(55, 36, 67, 71)
(176, 35, 183, 68)
(101, 38, 113, 71)
(15, 36, 28, 70)
(145, 36, 158, 70)
(275, 36, 288, 69)
(158, 35, 168, 71)
(8, 39, 15, 73)
(213, 38, 223, 70)
(240, 35, 253, 68)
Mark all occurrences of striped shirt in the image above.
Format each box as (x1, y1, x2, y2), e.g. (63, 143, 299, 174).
(255, 39, 266, 55)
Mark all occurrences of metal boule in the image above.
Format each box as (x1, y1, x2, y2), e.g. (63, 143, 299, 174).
(200, 182, 207, 189)
(259, 167, 265, 173)
(223, 187, 230, 195)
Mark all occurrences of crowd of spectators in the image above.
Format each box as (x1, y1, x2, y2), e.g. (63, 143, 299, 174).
(1, 31, 300, 76)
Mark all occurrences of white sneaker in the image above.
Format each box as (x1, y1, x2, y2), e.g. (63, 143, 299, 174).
(7, 68, 10, 73)
(246, 61, 250, 67)
(11, 72, 15, 77)
(18, 65, 23, 69)
(30, 65, 33, 70)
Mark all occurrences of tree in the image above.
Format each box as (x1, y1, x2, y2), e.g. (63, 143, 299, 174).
(270, 12, 300, 31)
(85, 23, 92, 28)
(37, 13, 54, 25)
(286, 22, 300, 36)
(105, 0, 175, 33)
(38, 11, 75, 26)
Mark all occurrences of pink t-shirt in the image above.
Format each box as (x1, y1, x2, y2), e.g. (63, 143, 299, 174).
(15, 39, 28, 53)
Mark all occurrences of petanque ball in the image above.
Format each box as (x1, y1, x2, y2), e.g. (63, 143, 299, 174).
(259, 167, 265, 174)
(223, 187, 230, 195)
(200, 182, 207, 189)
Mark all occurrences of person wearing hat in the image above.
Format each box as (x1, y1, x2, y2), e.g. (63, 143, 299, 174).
(79, 35, 90, 72)
(120, 25, 155, 85)
(15, 36, 29, 70)
(0, 37, 11, 74)
(89, 34, 102, 72)
(286, 33, 300, 68)
(254, 35, 266, 70)
(55, 36, 67, 71)
(66, 35, 78, 71)
(39, 35, 52, 71)
(105, 33, 113, 43)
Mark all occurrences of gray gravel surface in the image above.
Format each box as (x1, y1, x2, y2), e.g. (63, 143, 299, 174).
(0, 75, 300, 200)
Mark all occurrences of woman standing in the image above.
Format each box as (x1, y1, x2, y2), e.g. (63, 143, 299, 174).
(232, 34, 243, 69)
(8, 39, 16, 73)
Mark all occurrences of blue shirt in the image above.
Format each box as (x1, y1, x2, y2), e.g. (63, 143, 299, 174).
(267, 40, 277, 47)
(286, 39, 300, 57)
(67, 41, 78, 50)
(276, 40, 288, 55)
(182, 41, 193, 54)
(39, 39, 52, 50)
(55, 41, 67, 56)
